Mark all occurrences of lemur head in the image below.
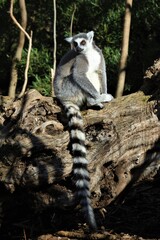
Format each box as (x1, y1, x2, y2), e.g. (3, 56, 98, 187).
(65, 31, 94, 53)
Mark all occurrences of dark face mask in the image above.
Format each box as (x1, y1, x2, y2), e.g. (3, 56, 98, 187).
(73, 41, 83, 53)
(75, 46, 83, 53)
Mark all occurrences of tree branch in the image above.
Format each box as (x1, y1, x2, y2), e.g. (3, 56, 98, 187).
(18, 30, 33, 99)
(70, 3, 76, 37)
(10, 0, 30, 41)
(51, 0, 57, 97)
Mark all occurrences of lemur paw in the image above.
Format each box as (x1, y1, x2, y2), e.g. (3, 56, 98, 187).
(100, 93, 114, 102)
(94, 103, 104, 109)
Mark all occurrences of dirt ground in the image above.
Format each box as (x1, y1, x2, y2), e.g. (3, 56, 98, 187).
(0, 176, 160, 240)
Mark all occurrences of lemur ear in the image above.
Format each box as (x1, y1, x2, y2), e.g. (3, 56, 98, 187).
(87, 31, 94, 41)
(65, 36, 73, 43)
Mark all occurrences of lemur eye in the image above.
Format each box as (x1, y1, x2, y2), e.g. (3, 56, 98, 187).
(80, 40, 86, 46)
(73, 41, 78, 47)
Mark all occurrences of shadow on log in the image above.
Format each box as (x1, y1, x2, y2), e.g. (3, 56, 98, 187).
(0, 86, 160, 211)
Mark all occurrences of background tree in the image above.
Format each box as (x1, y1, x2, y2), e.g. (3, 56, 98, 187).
(116, 0, 133, 97)
(0, 0, 159, 96)
(8, 0, 27, 99)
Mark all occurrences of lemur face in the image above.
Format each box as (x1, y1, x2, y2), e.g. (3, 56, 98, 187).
(72, 38, 90, 53)
(65, 31, 94, 53)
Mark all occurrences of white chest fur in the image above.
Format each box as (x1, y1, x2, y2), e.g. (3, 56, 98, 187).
(85, 49, 101, 93)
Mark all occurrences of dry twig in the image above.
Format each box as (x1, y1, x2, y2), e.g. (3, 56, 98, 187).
(51, 0, 57, 97)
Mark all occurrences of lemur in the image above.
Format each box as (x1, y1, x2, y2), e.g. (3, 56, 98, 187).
(54, 31, 113, 231)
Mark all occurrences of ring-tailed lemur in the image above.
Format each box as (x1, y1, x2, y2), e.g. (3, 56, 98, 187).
(54, 31, 113, 231)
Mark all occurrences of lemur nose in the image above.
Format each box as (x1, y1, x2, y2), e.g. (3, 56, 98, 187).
(76, 46, 83, 53)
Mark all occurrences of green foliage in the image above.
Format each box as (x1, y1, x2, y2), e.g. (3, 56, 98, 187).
(0, 0, 160, 96)
(19, 48, 52, 96)
(31, 74, 51, 96)
(0, 0, 7, 7)
(127, 0, 160, 91)
(103, 46, 120, 84)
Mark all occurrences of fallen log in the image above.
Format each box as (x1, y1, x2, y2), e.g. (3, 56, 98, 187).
(0, 87, 160, 210)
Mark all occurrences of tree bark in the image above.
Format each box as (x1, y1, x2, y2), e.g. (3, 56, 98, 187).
(116, 0, 133, 97)
(8, 0, 27, 99)
(0, 87, 160, 209)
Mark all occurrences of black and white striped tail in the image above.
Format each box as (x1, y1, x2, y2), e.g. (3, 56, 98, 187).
(65, 103, 97, 231)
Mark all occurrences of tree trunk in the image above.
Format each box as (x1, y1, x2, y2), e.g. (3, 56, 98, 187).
(116, 0, 133, 97)
(8, 0, 27, 99)
(0, 86, 160, 209)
